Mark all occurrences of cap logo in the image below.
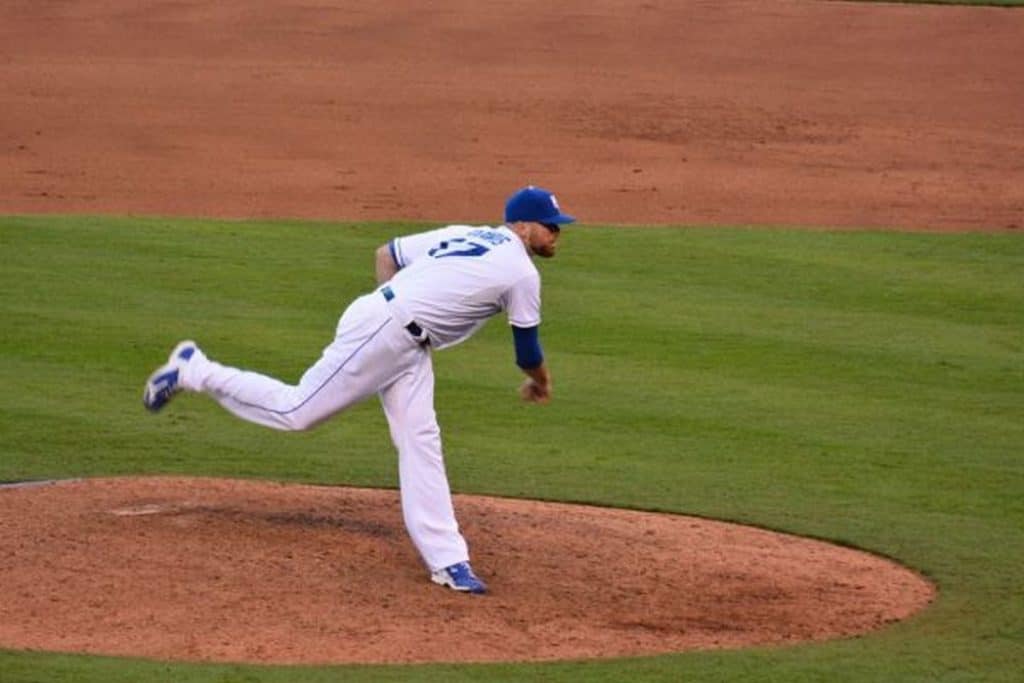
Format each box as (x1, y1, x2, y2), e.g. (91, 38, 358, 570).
(550, 194, 561, 211)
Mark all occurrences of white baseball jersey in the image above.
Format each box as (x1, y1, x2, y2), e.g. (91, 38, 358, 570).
(385, 225, 541, 349)
(171, 223, 544, 574)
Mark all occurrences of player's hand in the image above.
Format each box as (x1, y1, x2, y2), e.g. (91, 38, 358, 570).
(519, 378, 550, 404)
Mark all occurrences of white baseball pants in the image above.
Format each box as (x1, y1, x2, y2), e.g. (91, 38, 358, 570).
(178, 292, 470, 572)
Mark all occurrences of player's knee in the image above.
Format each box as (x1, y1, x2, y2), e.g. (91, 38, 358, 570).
(284, 417, 311, 432)
(277, 409, 320, 432)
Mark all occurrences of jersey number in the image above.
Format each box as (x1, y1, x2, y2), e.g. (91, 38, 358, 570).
(428, 238, 490, 258)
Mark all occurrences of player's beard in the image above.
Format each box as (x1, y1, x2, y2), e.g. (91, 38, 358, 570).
(533, 243, 556, 258)
(532, 231, 557, 258)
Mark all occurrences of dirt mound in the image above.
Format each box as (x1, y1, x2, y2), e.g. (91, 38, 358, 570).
(0, 477, 934, 664)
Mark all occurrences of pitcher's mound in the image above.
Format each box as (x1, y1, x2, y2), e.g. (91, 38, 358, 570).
(0, 477, 933, 664)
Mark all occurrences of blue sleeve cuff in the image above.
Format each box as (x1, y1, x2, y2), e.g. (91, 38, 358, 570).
(512, 325, 544, 369)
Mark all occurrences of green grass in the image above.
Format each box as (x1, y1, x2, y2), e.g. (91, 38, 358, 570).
(1, 215, 1022, 682)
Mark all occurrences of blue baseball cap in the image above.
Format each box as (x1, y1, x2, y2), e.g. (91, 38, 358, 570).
(504, 186, 576, 225)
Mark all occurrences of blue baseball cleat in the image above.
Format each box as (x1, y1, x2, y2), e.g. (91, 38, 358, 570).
(431, 561, 487, 594)
(143, 340, 198, 412)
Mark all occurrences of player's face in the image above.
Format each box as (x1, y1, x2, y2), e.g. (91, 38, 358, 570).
(531, 222, 560, 258)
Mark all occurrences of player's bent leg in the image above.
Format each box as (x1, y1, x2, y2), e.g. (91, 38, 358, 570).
(179, 296, 405, 430)
(183, 351, 349, 431)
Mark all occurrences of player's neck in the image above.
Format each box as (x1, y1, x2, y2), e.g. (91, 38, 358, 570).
(508, 222, 533, 255)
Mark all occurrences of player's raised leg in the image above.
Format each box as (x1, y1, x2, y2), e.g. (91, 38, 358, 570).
(144, 293, 403, 431)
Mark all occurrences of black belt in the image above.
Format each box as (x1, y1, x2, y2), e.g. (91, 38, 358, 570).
(380, 286, 428, 343)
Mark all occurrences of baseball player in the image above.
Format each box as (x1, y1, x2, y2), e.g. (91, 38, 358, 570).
(142, 185, 575, 594)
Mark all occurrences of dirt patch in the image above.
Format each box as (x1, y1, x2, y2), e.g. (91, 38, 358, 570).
(0, 477, 933, 665)
(1, 1, 1022, 231)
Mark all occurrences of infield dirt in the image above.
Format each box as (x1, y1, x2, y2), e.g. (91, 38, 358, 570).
(2, 0, 1022, 231)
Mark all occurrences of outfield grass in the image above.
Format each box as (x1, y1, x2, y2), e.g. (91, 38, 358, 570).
(1, 216, 1021, 682)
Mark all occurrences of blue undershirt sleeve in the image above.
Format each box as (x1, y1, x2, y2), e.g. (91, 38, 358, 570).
(512, 325, 544, 370)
